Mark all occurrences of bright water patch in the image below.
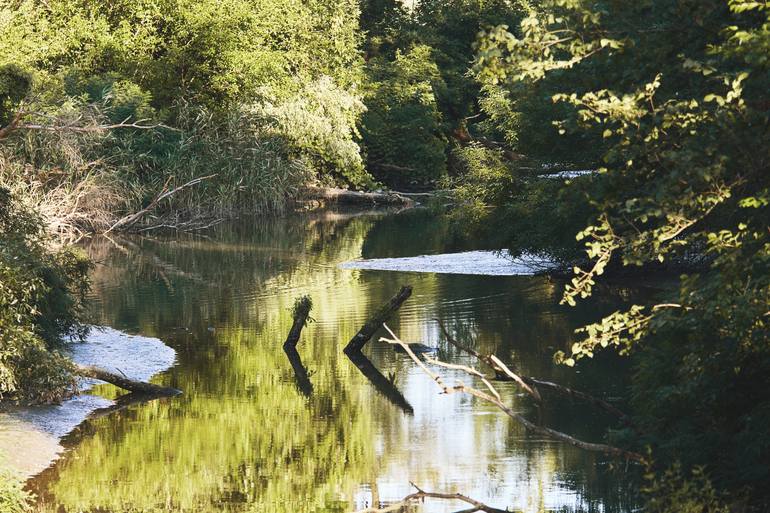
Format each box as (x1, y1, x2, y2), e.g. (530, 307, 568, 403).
(339, 250, 553, 276)
(0, 327, 175, 477)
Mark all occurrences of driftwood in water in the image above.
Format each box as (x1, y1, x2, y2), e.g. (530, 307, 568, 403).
(381, 324, 645, 463)
(346, 351, 413, 414)
(436, 317, 636, 429)
(299, 186, 414, 207)
(344, 285, 413, 354)
(283, 295, 314, 396)
(75, 364, 181, 396)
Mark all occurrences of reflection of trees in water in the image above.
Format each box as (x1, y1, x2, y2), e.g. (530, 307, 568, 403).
(29, 211, 638, 512)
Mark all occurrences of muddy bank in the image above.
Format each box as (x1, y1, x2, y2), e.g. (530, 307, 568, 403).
(0, 327, 175, 478)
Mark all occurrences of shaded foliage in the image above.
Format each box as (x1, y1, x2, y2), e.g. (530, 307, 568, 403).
(467, 0, 770, 510)
(0, 187, 89, 404)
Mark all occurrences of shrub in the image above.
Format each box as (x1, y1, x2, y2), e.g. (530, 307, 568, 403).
(0, 469, 30, 513)
(0, 187, 88, 404)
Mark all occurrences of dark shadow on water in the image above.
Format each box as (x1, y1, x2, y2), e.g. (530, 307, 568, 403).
(283, 345, 314, 397)
(345, 351, 413, 415)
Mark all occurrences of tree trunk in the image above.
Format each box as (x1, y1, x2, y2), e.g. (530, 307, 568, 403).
(75, 364, 181, 396)
(344, 286, 412, 354)
(299, 186, 414, 207)
(283, 296, 312, 350)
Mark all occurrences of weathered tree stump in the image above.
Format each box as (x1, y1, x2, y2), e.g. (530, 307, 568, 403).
(282, 295, 314, 396)
(283, 296, 313, 351)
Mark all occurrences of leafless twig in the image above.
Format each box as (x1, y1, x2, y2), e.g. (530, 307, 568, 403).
(381, 324, 645, 463)
(104, 174, 217, 234)
(354, 481, 511, 513)
(435, 318, 634, 426)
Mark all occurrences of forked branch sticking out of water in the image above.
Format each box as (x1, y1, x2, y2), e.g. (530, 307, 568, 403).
(380, 324, 645, 463)
(354, 481, 511, 513)
(434, 318, 637, 430)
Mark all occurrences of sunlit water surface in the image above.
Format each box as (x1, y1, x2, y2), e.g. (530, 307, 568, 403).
(28, 209, 640, 513)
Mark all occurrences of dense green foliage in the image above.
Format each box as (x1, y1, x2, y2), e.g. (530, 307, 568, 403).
(359, 0, 527, 188)
(0, 469, 29, 513)
(459, 0, 770, 510)
(362, 45, 448, 187)
(2, 0, 768, 511)
(0, 0, 368, 232)
(0, 187, 89, 404)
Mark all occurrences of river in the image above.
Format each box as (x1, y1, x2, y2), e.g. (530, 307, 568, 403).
(26, 208, 640, 513)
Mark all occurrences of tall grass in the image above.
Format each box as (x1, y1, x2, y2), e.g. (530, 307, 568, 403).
(0, 101, 312, 239)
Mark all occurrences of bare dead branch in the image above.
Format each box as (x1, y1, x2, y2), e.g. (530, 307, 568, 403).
(523, 377, 633, 427)
(14, 120, 180, 133)
(489, 354, 542, 403)
(355, 481, 511, 513)
(103, 174, 217, 234)
(382, 324, 645, 463)
(434, 318, 540, 402)
(436, 318, 635, 427)
(423, 357, 501, 402)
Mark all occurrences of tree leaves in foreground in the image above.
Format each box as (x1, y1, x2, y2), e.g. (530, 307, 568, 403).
(473, 0, 769, 510)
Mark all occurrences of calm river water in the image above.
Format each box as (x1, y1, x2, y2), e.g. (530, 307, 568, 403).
(28, 208, 640, 513)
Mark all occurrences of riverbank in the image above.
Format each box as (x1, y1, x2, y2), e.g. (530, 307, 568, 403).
(0, 327, 175, 479)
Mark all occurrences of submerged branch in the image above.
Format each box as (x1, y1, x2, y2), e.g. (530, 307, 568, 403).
(436, 318, 634, 426)
(355, 481, 511, 513)
(74, 364, 181, 396)
(435, 318, 540, 402)
(382, 324, 644, 463)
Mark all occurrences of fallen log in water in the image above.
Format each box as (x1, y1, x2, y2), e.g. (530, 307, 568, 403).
(299, 186, 414, 207)
(344, 285, 413, 354)
(75, 364, 182, 396)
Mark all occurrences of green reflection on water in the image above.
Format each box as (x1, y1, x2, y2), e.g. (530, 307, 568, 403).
(30, 209, 638, 513)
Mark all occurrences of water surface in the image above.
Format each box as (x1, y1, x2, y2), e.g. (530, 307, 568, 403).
(29, 209, 638, 513)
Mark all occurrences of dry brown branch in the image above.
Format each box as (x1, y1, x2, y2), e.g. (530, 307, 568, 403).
(382, 324, 645, 463)
(104, 174, 217, 234)
(354, 481, 511, 513)
(434, 319, 540, 402)
(436, 318, 634, 426)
